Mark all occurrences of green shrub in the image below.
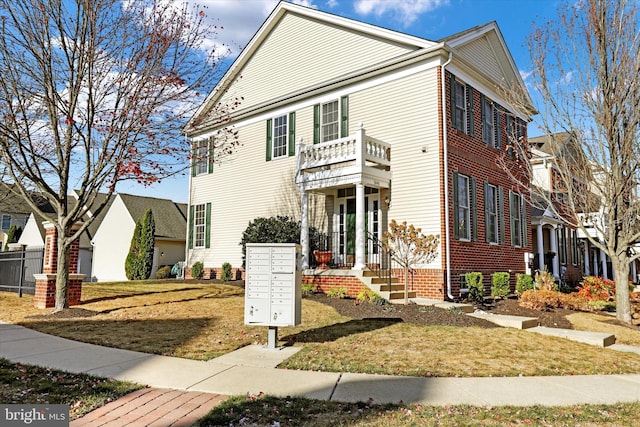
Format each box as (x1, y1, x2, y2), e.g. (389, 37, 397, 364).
(326, 287, 348, 299)
(240, 215, 326, 266)
(516, 273, 534, 295)
(4, 224, 22, 250)
(356, 289, 388, 306)
(491, 272, 510, 298)
(156, 265, 172, 279)
(220, 262, 232, 282)
(465, 272, 484, 303)
(301, 283, 316, 295)
(191, 261, 204, 279)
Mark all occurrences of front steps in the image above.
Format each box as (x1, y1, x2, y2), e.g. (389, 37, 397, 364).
(357, 269, 416, 301)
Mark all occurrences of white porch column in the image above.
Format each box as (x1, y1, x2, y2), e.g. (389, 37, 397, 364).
(536, 224, 544, 271)
(631, 259, 637, 283)
(549, 226, 559, 277)
(600, 249, 608, 279)
(300, 190, 309, 269)
(354, 183, 366, 270)
(592, 248, 599, 276)
(583, 242, 590, 276)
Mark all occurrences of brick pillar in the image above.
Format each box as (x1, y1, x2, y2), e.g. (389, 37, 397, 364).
(34, 222, 85, 309)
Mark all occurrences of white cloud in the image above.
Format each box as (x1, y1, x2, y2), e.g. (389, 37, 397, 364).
(354, 0, 448, 27)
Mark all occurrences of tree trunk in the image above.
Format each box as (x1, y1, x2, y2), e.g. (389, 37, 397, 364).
(54, 232, 71, 313)
(404, 265, 409, 305)
(611, 256, 632, 324)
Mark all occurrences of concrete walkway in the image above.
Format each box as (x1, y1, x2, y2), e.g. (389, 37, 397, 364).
(2, 321, 640, 425)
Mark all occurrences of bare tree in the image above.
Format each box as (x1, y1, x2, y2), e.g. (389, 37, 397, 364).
(383, 220, 440, 305)
(0, 0, 239, 311)
(503, 0, 640, 323)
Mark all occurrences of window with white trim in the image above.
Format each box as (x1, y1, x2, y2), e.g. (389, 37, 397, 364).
(321, 100, 339, 142)
(482, 96, 495, 145)
(195, 140, 208, 175)
(485, 184, 498, 243)
(272, 114, 288, 158)
(453, 80, 467, 133)
(1, 214, 10, 231)
(194, 204, 206, 248)
(510, 192, 527, 247)
(456, 174, 471, 240)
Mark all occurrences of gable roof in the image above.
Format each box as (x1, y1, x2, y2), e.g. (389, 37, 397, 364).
(186, 1, 534, 134)
(0, 183, 55, 216)
(119, 194, 187, 240)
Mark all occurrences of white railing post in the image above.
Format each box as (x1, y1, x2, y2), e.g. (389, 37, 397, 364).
(355, 122, 366, 173)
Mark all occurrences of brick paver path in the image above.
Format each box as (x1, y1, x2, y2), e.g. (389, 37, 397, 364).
(70, 388, 228, 427)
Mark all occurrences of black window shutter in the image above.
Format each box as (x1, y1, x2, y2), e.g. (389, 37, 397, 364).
(498, 187, 505, 245)
(481, 94, 487, 144)
(191, 144, 197, 177)
(453, 171, 459, 239)
(466, 84, 474, 137)
(266, 119, 272, 161)
(521, 195, 528, 247)
(288, 112, 296, 157)
(188, 205, 194, 249)
(449, 73, 457, 129)
(313, 104, 320, 144)
(471, 176, 477, 241)
(494, 106, 502, 149)
(340, 96, 349, 137)
(484, 181, 490, 243)
(205, 202, 211, 249)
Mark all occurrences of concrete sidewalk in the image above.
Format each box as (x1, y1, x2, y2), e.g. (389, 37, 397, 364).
(2, 322, 640, 409)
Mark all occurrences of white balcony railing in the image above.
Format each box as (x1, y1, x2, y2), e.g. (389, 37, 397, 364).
(296, 122, 390, 174)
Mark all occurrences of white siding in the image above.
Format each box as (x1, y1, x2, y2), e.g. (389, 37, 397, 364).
(456, 35, 507, 87)
(91, 196, 136, 282)
(218, 12, 418, 111)
(190, 66, 443, 269)
(17, 214, 44, 248)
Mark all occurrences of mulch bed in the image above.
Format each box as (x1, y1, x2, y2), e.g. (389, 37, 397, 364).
(307, 293, 574, 329)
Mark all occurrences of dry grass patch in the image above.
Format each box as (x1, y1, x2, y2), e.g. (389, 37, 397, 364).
(0, 281, 346, 360)
(281, 323, 640, 377)
(567, 312, 640, 346)
(3, 281, 640, 377)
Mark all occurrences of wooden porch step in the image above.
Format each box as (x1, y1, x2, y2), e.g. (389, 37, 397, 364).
(386, 290, 417, 300)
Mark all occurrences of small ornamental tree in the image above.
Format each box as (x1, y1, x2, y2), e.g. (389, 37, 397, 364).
(4, 224, 22, 250)
(124, 209, 155, 280)
(125, 221, 142, 280)
(382, 220, 440, 305)
(139, 209, 156, 280)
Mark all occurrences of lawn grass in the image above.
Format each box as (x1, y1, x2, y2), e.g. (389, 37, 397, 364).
(567, 311, 640, 346)
(1, 280, 640, 377)
(0, 358, 141, 420)
(197, 394, 640, 426)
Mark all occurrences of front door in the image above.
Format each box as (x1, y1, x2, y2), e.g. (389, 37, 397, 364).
(335, 187, 380, 266)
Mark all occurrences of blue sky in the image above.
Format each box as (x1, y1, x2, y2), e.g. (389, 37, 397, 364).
(124, 0, 560, 202)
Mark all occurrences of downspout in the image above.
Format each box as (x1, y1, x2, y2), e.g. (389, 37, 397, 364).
(185, 133, 192, 273)
(441, 51, 455, 300)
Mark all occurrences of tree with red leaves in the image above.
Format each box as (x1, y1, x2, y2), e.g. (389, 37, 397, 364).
(0, 0, 240, 311)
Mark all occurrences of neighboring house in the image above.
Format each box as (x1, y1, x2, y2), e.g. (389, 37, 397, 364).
(184, 2, 535, 300)
(0, 184, 55, 251)
(18, 192, 116, 281)
(530, 133, 637, 283)
(91, 194, 187, 282)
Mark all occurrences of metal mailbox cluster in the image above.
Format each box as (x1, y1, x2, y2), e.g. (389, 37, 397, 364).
(244, 243, 301, 327)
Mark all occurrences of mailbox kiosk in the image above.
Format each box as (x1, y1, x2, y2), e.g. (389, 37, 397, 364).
(244, 243, 301, 348)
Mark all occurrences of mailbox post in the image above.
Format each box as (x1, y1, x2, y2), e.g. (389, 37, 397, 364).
(244, 243, 302, 349)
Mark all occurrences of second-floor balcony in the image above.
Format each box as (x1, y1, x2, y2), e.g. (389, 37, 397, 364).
(295, 123, 392, 191)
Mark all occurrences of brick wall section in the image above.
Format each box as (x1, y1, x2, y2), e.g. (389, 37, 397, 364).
(34, 223, 83, 308)
(444, 71, 531, 298)
(392, 268, 445, 300)
(303, 274, 367, 298)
